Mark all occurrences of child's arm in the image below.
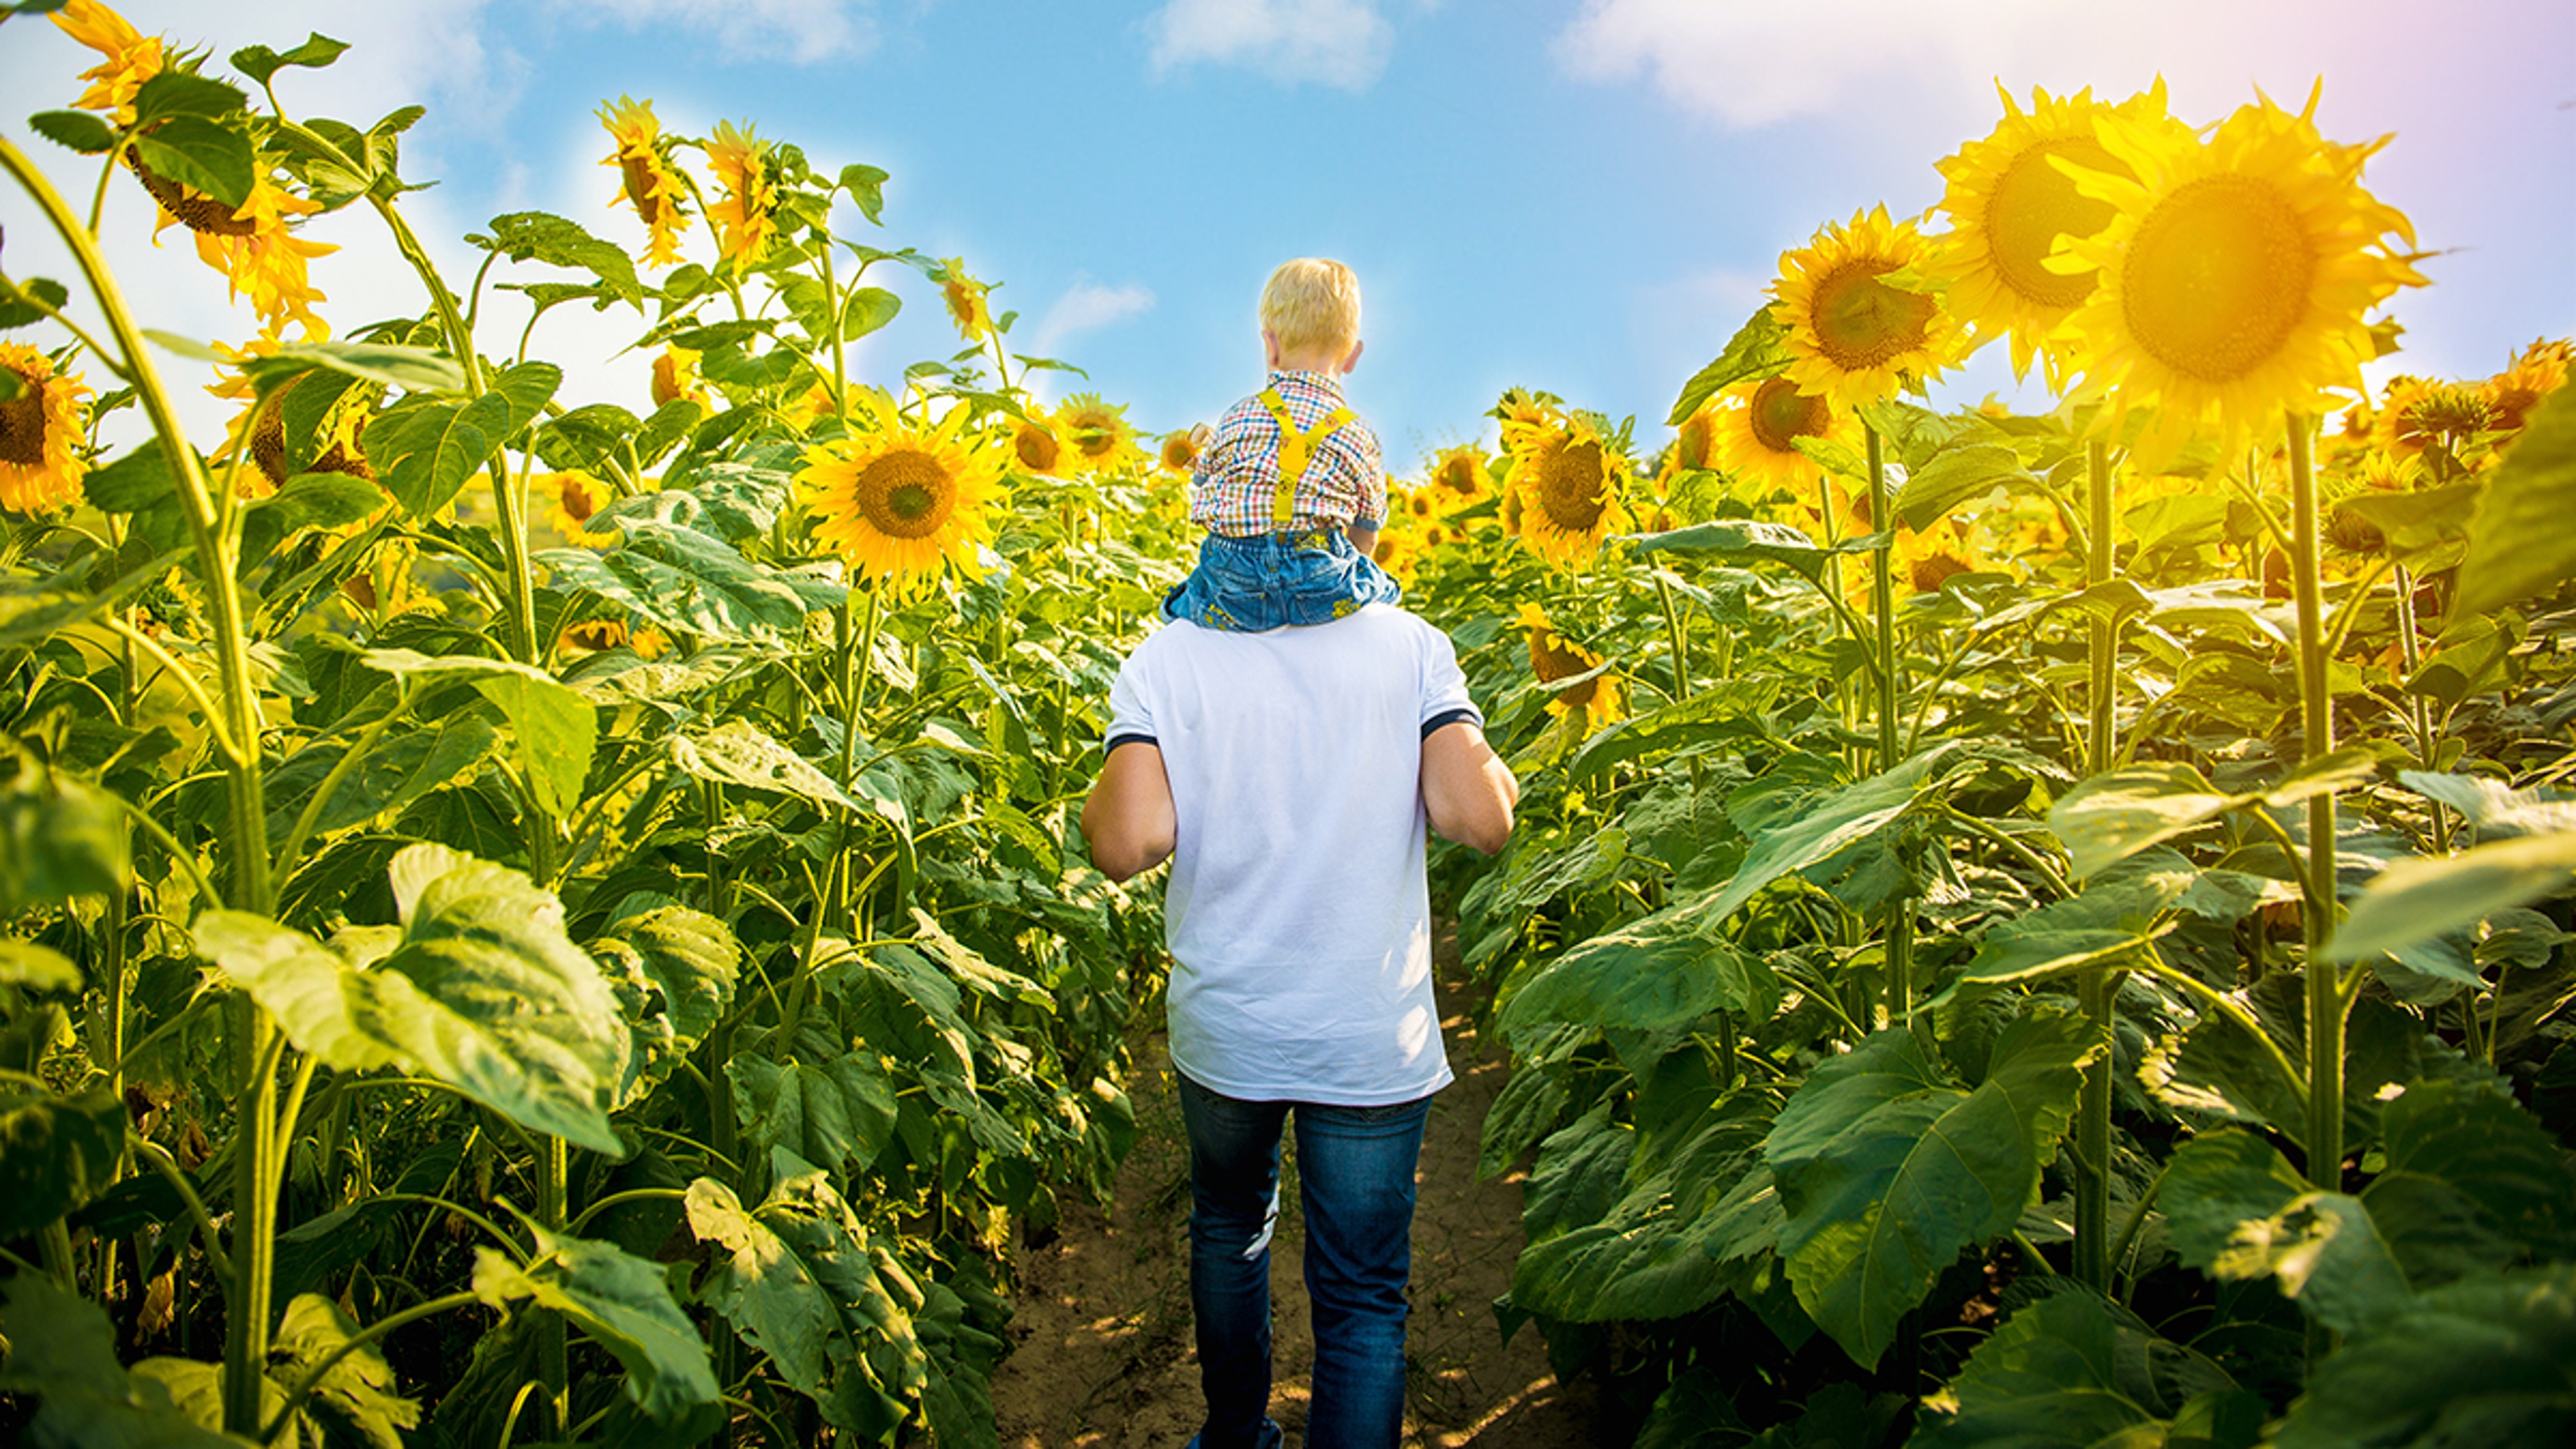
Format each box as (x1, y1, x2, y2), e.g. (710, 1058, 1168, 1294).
(1346, 521, 1379, 555)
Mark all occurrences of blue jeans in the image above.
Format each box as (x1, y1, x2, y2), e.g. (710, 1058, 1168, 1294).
(1160, 529, 1404, 632)
(1177, 1073, 1432, 1449)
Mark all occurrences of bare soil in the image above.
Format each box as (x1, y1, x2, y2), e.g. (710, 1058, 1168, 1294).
(989, 933, 1596, 1448)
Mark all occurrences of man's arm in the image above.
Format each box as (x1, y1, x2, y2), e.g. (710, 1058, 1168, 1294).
(1081, 740, 1177, 882)
(1421, 720, 1517, 855)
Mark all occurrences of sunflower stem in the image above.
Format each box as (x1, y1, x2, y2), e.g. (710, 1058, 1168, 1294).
(1865, 425, 1912, 1032)
(2074, 438, 2119, 1294)
(2288, 413, 2348, 1365)
(1654, 572, 1690, 700)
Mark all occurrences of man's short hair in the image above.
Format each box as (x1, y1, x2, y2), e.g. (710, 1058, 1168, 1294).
(1260, 258, 1362, 359)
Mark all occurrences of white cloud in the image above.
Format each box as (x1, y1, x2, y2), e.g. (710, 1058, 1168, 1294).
(1030, 280, 1157, 362)
(1148, 0, 1395, 91)
(546, 0, 881, 64)
(1552, 0, 2363, 129)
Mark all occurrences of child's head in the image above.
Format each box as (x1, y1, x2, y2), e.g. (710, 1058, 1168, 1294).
(1260, 259, 1362, 370)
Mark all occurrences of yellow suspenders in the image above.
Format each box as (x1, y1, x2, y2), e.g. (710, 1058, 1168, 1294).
(1258, 388, 1356, 529)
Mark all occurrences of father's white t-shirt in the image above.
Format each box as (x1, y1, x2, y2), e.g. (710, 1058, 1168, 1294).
(1105, 604, 1479, 1105)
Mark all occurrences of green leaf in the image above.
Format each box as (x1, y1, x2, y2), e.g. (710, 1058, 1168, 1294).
(469, 212, 645, 307)
(538, 523, 840, 639)
(2162, 1129, 2310, 1271)
(229, 33, 350, 86)
(669, 719, 860, 812)
(2327, 831, 2576, 963)
(0, 1275, 248, 1448)
(2339, 483, 2479, 567)
(243, 339, 464, 397)
(266, 714, 498, 849)
(270, 1293, 419, 1449)
(0, 276, 71, 330)
(194, 844, 629, 1153)
(131, 70, 246, 123)
(2456, 387, 2576, 616)
(686, 1165, 924, 1440)
(1565, 677, 1779, 785)
(472, 1225, 718, 1420)
(2269, 1263, 2576, 1449)
(0, 769, 131, 910)
(1477, 1067, 1567, 1181)
(1894, 442, 2045, 532)
(0, 1088, 126, 1238)
(0, 940, 81, 991)
(592, 896, 741, 1103)
(239, 472, 389, 566)
(840, 286, 902, 340)
(728, 1051, 899, 1177)
(1510, 1102, 1776, 1323)
(2210, 1192, 2413, 1338)
(1767, 1006, 2101, 1368)
(1688, 747, 1950, 927)
(1501, 910, 1778, 1044)
(1913, 1289, 2254, 1449)
(129, 117, 255, 211)
(1668, 307, 1788, 424)
(2048, 761, 2239, 880)
(837, 164, 890, 223)
(2366, 1080, 2576, 1284)
(356, 649, 597, 818)
(26, 111, 117, 155)
(2141, 1013, 2306, 1141)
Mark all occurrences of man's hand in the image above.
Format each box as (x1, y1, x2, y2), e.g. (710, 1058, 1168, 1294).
(1421, 721, 1516, 855)
(1081, 741, 1177, 881)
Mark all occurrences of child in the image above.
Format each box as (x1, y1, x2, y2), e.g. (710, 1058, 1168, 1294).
(1161, 258, 1405, 631)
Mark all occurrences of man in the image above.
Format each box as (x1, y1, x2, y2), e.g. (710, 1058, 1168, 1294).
(1081, 602, 1517, 1449)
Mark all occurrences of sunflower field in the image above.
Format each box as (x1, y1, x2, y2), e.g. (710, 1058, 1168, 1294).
(2, 2, 2573, 1446)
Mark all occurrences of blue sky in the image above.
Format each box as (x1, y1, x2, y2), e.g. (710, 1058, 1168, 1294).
(7, 0, 2573, 470)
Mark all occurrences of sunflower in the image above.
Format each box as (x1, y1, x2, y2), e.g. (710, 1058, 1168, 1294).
(1773, 205, 1959, 412)
(1371, 529, 1419, 586)
(2485, 338, 2571, 437)
(598, 97, 692, 267)
(0, 344, 93, 515)
(704, 120, 777, 267)
(1518, 603, 1623, 721)
(1158, 428, 1200, 474)
(651, 346, 707, 411)
(136, 166, 337, 341)
(52, 0, 163, 125)
(1402, 486, 1441, 523)
(938, 258, 996, 343)
(1929, 83, 2188, 388)
(2374, 376, 2495, 468)
(559, 617, 666, 657)
(546, 470, 619, 546)
(1427, 443, 1491, 505)
(1054, 392, 1145, 477)
(1712, 375, 1854, 496)
(1501, 408, 1628, 568)
(2053, 85, 2428, 465)
(1009, 408, 1067, 476)
(796, 393, 1007, 591)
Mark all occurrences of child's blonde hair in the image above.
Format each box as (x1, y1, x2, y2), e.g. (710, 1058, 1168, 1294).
(1259, 258, 1362, 360)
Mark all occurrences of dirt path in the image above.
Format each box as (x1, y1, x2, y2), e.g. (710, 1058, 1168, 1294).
(990, 933, 1596, 1448)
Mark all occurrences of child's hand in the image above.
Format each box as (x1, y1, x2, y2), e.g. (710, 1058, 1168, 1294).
(1188, 423, 1214, 449)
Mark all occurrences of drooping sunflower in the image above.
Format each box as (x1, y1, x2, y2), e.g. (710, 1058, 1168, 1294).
(136, 167, 338, 341)
(651, 346, 708, 412)
(1008, 407, 1067, 476)
(0, 344, 93, 515)
(704, 120, 777, 267)
(2373, 375, 2496, 468)
(53, 0, 164, 124)
(1426, 443, 1491, 506)
(1773, 205, 1959, 413)
(546, 471, 619, 546)
(1502, 410, 1629, 569)
(2053, 85, 2428, 464)
(796, 392, 1007, 591)
(1713, 375, 1854, 496)
(1929, 83, 2188, 388)
(598, 97, 692, 267)
(1054, 392, 1146, 478)
(2485, 338, 2572, 437)
(938, 258, 996, 344)
(1518, 603, 1623, 722)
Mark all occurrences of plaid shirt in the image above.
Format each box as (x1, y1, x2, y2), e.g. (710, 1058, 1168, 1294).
(1189, 370, 1386, 536)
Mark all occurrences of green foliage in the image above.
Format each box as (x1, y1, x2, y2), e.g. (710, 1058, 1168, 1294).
(2269, 1263, 2576, 1449)
(472, 1225, 719, 1420)
(2457, 387, 2576, 615)
(1913, 1289, 2259, 1449)
(0, 1275, 247, 1448)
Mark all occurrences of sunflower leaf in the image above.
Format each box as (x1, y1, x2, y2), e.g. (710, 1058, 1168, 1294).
(25, 111, 117, 156)
(1668, 307, 1788, 425)
(130, 117, 256, 211)
(468, 212, 644, 309)
(2457, 388, 2576, 616)
(229, 34, 350, 87)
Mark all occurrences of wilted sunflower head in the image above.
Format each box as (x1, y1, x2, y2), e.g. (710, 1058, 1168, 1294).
(598, 96, 692, 266)
(2053, 83, 2428, 466)
(0, 343, 93, 515)
(1930, 81, 2186, 387)
(1773, 205, 1958, 412)
(53, 0, 164, 125)
(938, 258, 996, 343)
(795, 392, 1008, 592)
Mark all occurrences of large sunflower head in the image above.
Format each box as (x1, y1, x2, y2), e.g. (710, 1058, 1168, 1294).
(2053, 84, 2428, 465)
(133, 162, 337, 341)
(704, 120, 777, 267)
(1054, 392, 1145, 477)
(938, 258, 996, 344)
(1517, 602, 1623, 721)
(1930, 82, 2189, 388)
(1503, 411, 1629, 569)
(2486, 337, 2572, 438)
(598, 97, 693, 267)
(796, 393, 1006, 592)
(1712, 375, 1853, 497)
(0, 344, 93, 516)
(1773, 205, 1959, 412)
(53, 0, 163, 125)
